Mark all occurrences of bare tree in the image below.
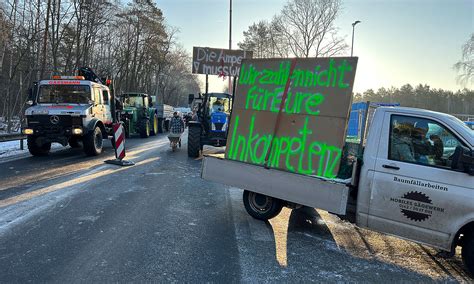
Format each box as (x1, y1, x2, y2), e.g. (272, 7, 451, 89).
(274, 0, 347, 58)
(454, 33, 473, 87)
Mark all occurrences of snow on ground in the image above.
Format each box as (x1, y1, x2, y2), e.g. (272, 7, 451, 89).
(0, 140, 64, 159)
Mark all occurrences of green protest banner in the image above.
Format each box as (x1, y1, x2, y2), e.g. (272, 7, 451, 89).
(225, 57, 358, 178)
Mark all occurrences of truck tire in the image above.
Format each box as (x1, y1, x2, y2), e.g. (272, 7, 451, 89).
(139, 119, 150, 138)
(158, 118, 164, 133)
(150, 114, 158, 136)
(187, 125, 201, 158)
(27, 136, 51, 156)
(243, 190, 283, 221)
(68, 137, 81, 148)
(83, 127, 103, 156)
(462, 231, 474, 276)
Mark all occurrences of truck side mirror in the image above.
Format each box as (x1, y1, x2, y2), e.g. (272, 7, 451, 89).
(451, 145, 474, 175)
(188, 94, 194, 105)
(26, 87, 36, 105)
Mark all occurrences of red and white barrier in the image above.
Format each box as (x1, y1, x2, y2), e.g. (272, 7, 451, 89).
(113, 123, 126, 159)
(105, 123, 134, 166)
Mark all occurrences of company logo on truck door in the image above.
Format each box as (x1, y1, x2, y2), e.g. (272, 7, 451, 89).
(390, 191, 445, 222)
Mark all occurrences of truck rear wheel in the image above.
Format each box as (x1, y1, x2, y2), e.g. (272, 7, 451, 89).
(139, 119, 150, 138)
(187, 125, 201, 158)
(150, 114, 158, 136)
(27, 136, 51, 156)
(83, 127, 103, 156)
(462, 232, 474, 276)
(243, 190, 283, 220)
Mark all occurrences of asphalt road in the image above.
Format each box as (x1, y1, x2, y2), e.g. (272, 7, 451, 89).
(0, 132, 471, 282)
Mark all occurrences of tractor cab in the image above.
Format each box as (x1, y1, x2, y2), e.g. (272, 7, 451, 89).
(187, 92, 233, 157)
(120, 93, 158, 138)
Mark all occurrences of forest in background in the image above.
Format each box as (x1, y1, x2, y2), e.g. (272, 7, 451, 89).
(0, 0, 201, 132)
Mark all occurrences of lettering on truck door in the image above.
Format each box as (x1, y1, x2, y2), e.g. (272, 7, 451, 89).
(366, 112, 472, 250)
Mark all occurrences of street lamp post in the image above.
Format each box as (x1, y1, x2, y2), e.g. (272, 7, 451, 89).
(351, 20, 361, 57)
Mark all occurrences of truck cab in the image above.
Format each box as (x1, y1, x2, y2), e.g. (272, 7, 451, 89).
(23, 75, 114, 156)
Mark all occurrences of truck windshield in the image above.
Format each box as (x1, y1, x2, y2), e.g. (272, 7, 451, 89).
(38, 85, 91, 104)
(124, 96, 146, 108)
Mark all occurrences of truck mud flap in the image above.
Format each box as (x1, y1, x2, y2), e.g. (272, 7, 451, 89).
(202, 156, 349, 215)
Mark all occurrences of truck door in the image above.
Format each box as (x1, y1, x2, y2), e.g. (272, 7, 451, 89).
(366, 112, 473, 250)
(102, 89, 113, 124)
(92, 87, 105, 122)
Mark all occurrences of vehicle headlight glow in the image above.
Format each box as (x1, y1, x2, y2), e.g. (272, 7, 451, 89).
(72, 128, 83, 135)
(23, 128, 34, 135)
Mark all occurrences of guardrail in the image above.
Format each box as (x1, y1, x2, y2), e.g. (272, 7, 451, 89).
(0, 133, 26, 150)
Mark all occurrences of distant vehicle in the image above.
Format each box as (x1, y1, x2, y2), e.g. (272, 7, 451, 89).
(150, 95, 174, 133)
(120, 93, 158, 138)
(174, 107, 192, 115)
(22, 67, 115, 156)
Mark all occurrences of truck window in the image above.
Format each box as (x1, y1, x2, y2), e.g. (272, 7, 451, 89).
(389, 115, 465, 169)
(102, 90, 109, 104)
(94, 88, 103, 104)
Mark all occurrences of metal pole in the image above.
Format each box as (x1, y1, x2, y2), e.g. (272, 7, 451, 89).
(351, 21, 361, 57)
(351, 25, 355, 57)
(228, 0, 232, 93)
(206, 74, 209, 94)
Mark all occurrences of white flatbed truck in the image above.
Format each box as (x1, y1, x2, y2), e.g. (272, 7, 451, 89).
(202, 106, 474, 275)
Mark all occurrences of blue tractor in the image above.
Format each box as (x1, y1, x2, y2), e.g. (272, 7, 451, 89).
(187, 92, 232, 157)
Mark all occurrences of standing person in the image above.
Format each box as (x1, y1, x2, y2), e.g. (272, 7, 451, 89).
(170, 112, 185, 134)
(168, 112, 185, 149)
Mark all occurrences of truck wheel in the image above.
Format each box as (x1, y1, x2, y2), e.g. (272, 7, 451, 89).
(187, 125, 201, 158)
(150, 114, 158, 136)
(27, 136, 51, 156)
(139, 119, 150, 138)
(243, 190, 283, 221)
(462, 231, 474, 276)
(158, 118, 164, 133)
(83, 127, 103, 156)
(68, 137, 81, 148)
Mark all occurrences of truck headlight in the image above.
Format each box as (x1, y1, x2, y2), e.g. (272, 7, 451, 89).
(72, 128, 83, 135)
(23, 128, 34, 135)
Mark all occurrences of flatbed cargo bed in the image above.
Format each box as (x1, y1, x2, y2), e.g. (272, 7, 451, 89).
(201, 155, 350, 215)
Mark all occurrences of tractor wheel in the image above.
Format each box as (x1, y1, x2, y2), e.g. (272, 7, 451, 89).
(243, 190, 283, 221)
(150, 114, 158, 136)
(187, 125, 201, 158)
(83, 127, 103, 156)
(27, 136, 51, 156)
(462, 231, 474, 277)
(157, 118, 164, 133)
(139, 119, 150, 138)
(68, 137, 81, 148)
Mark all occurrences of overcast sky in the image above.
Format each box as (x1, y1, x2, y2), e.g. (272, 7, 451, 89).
(156, 0, 473, 94)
